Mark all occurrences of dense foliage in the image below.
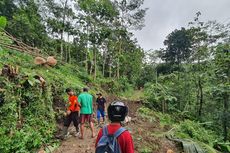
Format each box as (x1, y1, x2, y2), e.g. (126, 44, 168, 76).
(0, 1, 229, 152)
(0, 0, 146, 82)
(0, 48, 105, 152)
(0, 64, 56, 152)
(1, 1, 146, 150)
(143, 13, 230, 151)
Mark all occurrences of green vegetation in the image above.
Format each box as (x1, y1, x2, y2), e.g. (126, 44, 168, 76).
(0, 54, 56, 152)
(141, 13, 229, 152)
(175, 120, 218, 145)
(0, 49, 96, 152)
(0, 1, 229, 153)
(0, 49, 138, 152)
(138, 107, 221, 153)
(0, 0, 146, 82)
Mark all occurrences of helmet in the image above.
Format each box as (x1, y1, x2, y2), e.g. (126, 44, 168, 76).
(107, 101, 128, 122)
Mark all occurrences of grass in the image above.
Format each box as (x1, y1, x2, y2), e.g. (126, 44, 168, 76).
(0, 49, 102, 96)
(137, 106, 220, 153)
(119, 89, 144, 100)
(0, 48, 106, 152)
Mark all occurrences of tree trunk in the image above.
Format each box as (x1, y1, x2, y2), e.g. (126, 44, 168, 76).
(67, 32, 71, 63)
(93, 23, 96, 80)
(102, 50, 106, 77)
(223, 93, 229, 141)
(90, 61, 93, 76)
(177, 73, 181, 110)
(196, 55, 204, 119)
(65, 43, 68, 62)
(162, 100, 165, 114)
(198, 76, 203, 117)
(117, 58, 120, 79)
(117, 41, 122, 79)
(85, 24, 89, 73)
(93, 45, 97, 80)
(60, 0, 68, 61)
(102, 61, 105, 77)
(109, 59, 112, 78)
(68, 45, 71, 64)
(60, 38, 63, 61)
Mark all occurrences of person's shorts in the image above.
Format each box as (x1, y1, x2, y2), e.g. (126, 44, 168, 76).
(80, 114, 92, 124)
(64, 111, 79, 127)
(97, 109, 105, 119)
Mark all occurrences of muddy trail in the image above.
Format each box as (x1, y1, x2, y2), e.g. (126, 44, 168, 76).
(53, 100, 181, 153)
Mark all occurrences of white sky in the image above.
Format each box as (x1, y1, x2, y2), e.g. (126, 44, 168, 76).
(134, 0, 230, 50)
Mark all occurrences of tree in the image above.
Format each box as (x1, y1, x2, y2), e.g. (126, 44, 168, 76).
(78, 0, 118, 79)
(163, 27, 193, 66)
(0, 16, 7, 29)
(114, 0, 147, 79)
(213, 44, 230, 141)
(188, 12, 210, 119)
(114, 0, 147, 30)
(42, 0, 77, 61)
(0, 0, 17, 20)
(5, 0, 48, 47)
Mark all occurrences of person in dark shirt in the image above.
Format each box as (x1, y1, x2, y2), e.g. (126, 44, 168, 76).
(96, 93, 106, 125)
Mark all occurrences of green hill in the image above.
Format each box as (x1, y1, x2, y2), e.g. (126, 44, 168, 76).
(0, 49, 105, 152)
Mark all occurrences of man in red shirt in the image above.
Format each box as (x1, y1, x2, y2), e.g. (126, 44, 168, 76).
(57, 88, 80, 139)
(95, 101, 134, 153)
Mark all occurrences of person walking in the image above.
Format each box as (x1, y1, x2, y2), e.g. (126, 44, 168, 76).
(96, 93, 106, 125)
(95, 101, 134, 153)
(57, 88, 80, 140)
(78, 87, 95, 139)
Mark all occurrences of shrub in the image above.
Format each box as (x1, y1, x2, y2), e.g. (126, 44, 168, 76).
(99, 77, 132, 93)
(175, 120, 219, 145)
(0, 16, 7, 28)
(0, 75, 56, 152)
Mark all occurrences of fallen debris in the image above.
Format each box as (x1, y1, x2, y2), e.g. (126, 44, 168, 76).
(34, 57, 46, 65)
(34, 75, 46, 87)
(1, 64, 19, 78)
(124, 116, 132, 124)
(167, 149, 174, 153)
(47, 56, 57, 66)
(34, 56, 57, 67)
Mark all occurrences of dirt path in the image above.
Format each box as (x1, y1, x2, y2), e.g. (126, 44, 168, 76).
(54, 125, 99, 153)
(54, 100, 180, 153)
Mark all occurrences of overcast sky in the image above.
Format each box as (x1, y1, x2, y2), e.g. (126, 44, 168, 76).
(134, 0, 230, 51)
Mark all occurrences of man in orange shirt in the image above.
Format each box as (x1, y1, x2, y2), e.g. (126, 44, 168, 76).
(58, 88, 80, 139)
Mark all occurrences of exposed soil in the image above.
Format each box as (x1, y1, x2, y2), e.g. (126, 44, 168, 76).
(53, 98, 181, 153)
(54, 125, 98, 153)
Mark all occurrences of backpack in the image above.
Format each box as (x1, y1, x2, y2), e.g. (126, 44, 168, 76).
(96, 126, 126, 153)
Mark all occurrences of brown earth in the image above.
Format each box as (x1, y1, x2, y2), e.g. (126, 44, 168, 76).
(53, 99, 181, 153)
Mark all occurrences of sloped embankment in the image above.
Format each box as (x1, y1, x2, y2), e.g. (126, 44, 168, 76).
(0, 49, 102, 152)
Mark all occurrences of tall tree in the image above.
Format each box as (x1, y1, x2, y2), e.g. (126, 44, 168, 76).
(42, 0, 77, 60)
(163, 27, 193, 66)
(213, 44, 230, 141)
(113, 0, 147, 79)
(78, 0, 118, 79)
(0, 0, 17, 20)
(5, 0, 48, 47)
(188, 12, 209, 119)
